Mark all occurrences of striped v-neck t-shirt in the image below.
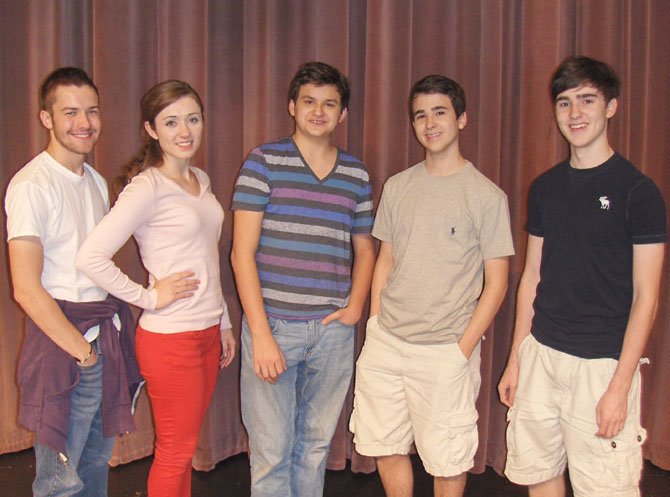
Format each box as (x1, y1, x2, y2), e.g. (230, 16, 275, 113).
(232, 137, 374, 320)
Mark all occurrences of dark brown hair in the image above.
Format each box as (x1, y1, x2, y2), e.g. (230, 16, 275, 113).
(39, 67, 98, 112)
(114, 80, 203, 194)
(550, 56, 620, 103)
(287, 61, 350, 111)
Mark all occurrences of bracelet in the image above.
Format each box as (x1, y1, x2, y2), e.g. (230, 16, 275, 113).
(78, 344, 94, 365)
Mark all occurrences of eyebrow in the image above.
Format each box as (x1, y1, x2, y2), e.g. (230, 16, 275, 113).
(300, 95, 339, 103)
(160, 112, 201, 121)
(413, 105, 448, 117)
(555, 93, 599, 102)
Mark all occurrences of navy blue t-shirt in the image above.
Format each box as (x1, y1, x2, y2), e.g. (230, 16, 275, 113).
(527, 153, 666, 359)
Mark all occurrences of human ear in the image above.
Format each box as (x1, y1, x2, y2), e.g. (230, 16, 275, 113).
(144, 121, 158, 140)
(39, 110, 53, 130)
(606, 99, 618, 118)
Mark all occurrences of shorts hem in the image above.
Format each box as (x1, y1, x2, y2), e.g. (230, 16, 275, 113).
(423, 459, 474, 478)
(353, 443, 412, 458)
(504, 465, 564, 486)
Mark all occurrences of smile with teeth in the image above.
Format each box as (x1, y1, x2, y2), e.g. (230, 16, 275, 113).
(71, 131, 93, 138)
(569, 124, 587, 130)
(176, 141, 193, 148)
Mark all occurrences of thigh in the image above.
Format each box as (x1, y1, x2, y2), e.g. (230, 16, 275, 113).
(350, 317, 413, 456)
(562, 359, 645, 497)
(505, 336, 566, 486)
(240, 317, 298, 456)
(296, 318, 354, 424)
(66, 345, 106, 467)
(406, 341, 480, 477)
(137, 327, 220, 447)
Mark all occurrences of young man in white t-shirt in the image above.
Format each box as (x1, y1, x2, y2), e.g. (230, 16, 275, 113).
(350, 75, 514, 497)
(5, 67, 135, 496)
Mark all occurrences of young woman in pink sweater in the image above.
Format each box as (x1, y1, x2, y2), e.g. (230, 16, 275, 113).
(77, 80, 235, 497)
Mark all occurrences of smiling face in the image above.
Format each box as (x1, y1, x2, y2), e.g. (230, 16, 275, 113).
(554, 85, 617, 154)
(288, 83, 347, 141)
(144, 96, 203, 167)
(39, 84, 100, 170)
(411, 92, 467, 158)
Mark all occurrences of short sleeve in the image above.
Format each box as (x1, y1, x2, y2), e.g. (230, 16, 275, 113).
(5, 181, 50, 242)
(525, 179, 544, 237)
(480, 192, 515, 260)
(352, 167, 374, 235)
(629, 178, 667, 244)
(371, 181, 393, 243)
(231, 148, 271, 212)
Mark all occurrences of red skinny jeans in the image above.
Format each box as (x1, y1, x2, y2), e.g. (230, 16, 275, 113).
(136, 325, 220, 497)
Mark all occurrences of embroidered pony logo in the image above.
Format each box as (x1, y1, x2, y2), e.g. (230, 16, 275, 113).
(598, 196, 610, 210)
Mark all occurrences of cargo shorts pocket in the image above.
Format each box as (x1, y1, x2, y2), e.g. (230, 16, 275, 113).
(445, 409, 479, 465)
(596, 427, 646, 491)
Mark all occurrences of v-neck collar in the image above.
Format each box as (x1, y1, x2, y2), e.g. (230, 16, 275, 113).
(291, 137, 340, 184)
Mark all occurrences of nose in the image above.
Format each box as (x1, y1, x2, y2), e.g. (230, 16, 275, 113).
(426, 113, 436, 127)
(178, 120, 191, 136)
(313, 102, 325, 115)
(568, 102, 581, 119)
(76, 112, 92, 129)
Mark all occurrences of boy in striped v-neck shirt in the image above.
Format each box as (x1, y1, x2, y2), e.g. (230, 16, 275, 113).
(231, 61, 375, 497)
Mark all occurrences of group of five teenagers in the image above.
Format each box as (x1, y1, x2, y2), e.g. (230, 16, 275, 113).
(499, 57, 666, 497)
(76, 79, 236, 497)
(349, 75, 514, 497)
(6, 67, 139, 496)
(5, 56, 666, 497)
(230, 61, 376, 496)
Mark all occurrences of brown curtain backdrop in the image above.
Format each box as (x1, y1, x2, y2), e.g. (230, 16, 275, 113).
(1, 0, 669, 475)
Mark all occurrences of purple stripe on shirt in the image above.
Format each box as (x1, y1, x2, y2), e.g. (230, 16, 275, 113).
(257, 253, 351, 275)
(272, 188, 356, 209)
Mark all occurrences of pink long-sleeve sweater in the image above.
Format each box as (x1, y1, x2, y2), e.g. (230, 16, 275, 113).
(77, 166, 231, 334)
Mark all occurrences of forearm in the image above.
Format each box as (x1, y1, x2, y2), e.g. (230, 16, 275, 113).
(230, 251, 271, 338)
(15, 286, 90, 361)
(459, 258, 509, 356)
(609, 243, 665, 393)
(608, 294, 659, 393)
(369, 241, 393, 316)
(346, 235, 376, 316)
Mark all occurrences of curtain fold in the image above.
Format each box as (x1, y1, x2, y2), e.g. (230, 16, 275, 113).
(1, 0, 668, 475)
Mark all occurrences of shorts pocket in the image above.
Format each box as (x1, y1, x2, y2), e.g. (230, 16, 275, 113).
(596, 427, 646, 491)
(445, 409, 479, 465)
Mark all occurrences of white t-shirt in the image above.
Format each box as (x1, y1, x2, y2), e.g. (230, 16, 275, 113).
(5, 151, 109, 303)
(76, 166, 231, 334)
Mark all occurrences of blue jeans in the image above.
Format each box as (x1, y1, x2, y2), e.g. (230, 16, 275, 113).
(241, 316, 354, 497)
(33, 341, 116, 497)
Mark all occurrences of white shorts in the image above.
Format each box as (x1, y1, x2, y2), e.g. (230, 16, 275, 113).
(505, 335, 646, 497)
(350, 316, 481, 477)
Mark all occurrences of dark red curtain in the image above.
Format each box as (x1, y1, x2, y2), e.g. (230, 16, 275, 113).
(1, 0, 668, 474)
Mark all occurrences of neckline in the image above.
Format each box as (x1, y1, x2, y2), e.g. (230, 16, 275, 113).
(154, 166, 203, 198)
(291, 137, 340, 184)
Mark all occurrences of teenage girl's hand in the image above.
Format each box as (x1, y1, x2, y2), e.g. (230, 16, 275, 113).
(220, 328, 236, 369)
(153, 271, 200, 309)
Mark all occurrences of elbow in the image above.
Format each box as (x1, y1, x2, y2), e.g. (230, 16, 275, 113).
(12, 284, 37, 312)
(230, 248, 243, 276)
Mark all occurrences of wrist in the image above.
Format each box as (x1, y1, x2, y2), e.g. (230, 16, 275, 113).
(77, 343, 94, 366)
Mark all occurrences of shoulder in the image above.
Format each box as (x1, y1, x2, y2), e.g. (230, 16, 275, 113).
(8, 153, 55, 191)
(82, 163, 109, 194)
(462, 162, 507, 199)
(530, 160, 569, 190)
(190, 166, 211, 189)
(336, 149, 370, 182)
(383, 162, 423, 189)
(251, 137, 296, 158)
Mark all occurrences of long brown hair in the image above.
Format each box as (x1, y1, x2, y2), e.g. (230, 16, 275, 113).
(114, 80, 204, 195)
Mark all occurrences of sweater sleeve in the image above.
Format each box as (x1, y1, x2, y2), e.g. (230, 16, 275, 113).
(76, 175, 158, 310)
